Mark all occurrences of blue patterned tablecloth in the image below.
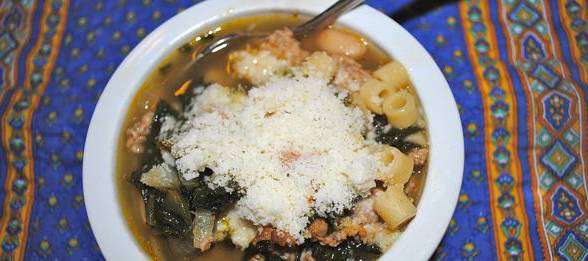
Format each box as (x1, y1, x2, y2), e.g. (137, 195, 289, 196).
(0, 0, 586, 260)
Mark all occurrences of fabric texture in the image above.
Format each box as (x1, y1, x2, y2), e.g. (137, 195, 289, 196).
(0, 0, 586, 260)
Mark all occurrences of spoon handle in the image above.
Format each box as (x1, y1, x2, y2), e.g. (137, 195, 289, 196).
(293, 0, 365, 38)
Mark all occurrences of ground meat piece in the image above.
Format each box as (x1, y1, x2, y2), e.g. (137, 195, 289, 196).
(317, 197, 385, 246)
(409, 147, 429, 165)
(229, 29, 308, 85)
(351, 199, 386, 244)
(125, 111, 154, 154)
(301, 52, 338, 81)
(271, 229, 297, 247)
(332, 54, 371, 92)
(229, 49, 289, 86)
(361, 223, 386, 243)
(351, 198, 380, 225)
(260, 28, 308, 65)
(195, 238, 214, 252)
(318, 225, 366, 247)
(253, 227, 297, 247)
(308, 218, 328, 238)
(254, 227, 274, 243)
(404, 175, 421, 200)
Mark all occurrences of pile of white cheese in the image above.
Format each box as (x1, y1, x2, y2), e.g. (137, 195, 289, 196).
(166, 75, 383, 241)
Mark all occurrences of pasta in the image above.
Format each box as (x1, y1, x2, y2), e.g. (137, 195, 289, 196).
(382, 90, 418, 128)
(356, 61, 419, 129)
(373, 185, 417, 230)
(349, 91, 369, 111)
(378, 145, 414, 185)
(373, 60, 410, 91)
(359, 78, 391, 114)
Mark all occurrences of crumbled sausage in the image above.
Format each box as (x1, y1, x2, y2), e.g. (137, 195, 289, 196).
(253, 227, 297, 247)
(254, 227, 273, 242)
(317, 225, 366, 247)
(229, 29, 308, 85)
(308, 218, 328, 238)
(260, 29, 308, 65)
(404, 176, 419, 199)
(271, 229, 297, 247)
(409, 147, 429, 166)
(316, 197, 385, 246)
(301, 52, 338, 81)
(351, 198, 380, 225)
(195, 238, 214, 251)
(125, 111, 154, 154)
(332, 55, 371, 92)
(229, 50, 289, 86)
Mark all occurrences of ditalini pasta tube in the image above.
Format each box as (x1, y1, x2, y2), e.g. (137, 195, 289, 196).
(373, 61, 410, 91)
(382, 90, 418, 128)
(359, 78, 390, 114)
(379, 146, 414, 185)
(374, 185, 417, 229)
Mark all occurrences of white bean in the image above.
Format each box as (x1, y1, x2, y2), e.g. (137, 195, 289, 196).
(316, 28, 367, 59)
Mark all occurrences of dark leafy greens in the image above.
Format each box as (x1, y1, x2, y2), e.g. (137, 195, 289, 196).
(129, 100, 239, 239)
(372, 114, 422, 153)
(243, 239, 381, 261)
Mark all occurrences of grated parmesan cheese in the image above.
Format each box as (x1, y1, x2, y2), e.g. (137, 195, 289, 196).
(168, 75, 383, 241)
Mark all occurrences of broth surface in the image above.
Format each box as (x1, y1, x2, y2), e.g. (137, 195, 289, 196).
(117, 13, 426, 260)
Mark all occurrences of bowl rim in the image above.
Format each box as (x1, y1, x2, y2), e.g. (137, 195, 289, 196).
(83, 0, 464, 260)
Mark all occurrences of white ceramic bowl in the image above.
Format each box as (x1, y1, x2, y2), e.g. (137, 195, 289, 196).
(83, 0, 464, 260)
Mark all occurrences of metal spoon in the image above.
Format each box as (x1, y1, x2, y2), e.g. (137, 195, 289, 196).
(194, 0, 365, 61)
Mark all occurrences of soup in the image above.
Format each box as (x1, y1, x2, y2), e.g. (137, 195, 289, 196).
(118, 14, 428, 260)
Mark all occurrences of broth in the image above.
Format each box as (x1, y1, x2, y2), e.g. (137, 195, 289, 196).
(117, 13, 427, 260)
